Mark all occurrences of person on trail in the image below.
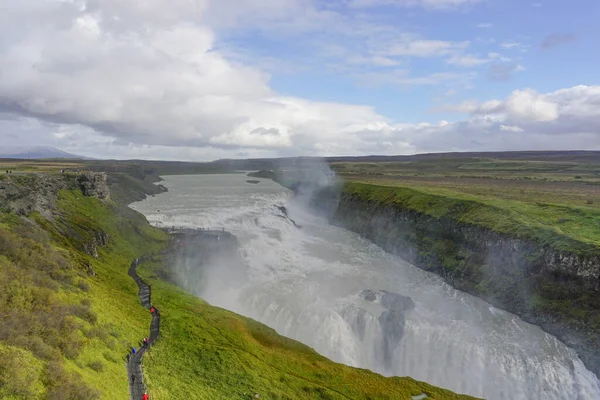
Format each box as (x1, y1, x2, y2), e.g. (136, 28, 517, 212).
(142, 392, 149, 400)
(150, 306, 155, 314)
(131, 346, 136, 354)
(143, 337, 149, 347)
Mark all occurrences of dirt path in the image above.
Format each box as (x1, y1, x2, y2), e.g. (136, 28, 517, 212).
(126, 256, 160, 400)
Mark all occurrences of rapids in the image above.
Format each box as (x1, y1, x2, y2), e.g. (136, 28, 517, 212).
(131, 173, 600, 400)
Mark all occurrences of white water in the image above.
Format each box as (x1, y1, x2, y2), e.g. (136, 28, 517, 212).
(131, 174, 600, 399)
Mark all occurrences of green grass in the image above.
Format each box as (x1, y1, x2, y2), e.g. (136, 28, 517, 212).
(0, 174, 476, 399)
(343, 181, 600, 256)
(0, 182, 169, 399)
(0, 160, 86, 173)
(331, 157, 600, 183)
(0, 343, 46, 399)
(53, 191, 169, 398)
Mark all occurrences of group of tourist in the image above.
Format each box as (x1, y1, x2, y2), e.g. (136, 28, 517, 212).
(125, 305, 158, 400)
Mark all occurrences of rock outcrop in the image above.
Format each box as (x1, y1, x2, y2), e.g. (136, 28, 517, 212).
(77, 172, 110, 199)
(0, 174, 71, 217)
(361, 290, 415, 368)
(345, 290, 415, 370)
(0, 172, 111, 218)
(83, 230, 110, 258)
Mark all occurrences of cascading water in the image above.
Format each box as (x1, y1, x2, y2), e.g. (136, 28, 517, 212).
(131, 173, 600, 400)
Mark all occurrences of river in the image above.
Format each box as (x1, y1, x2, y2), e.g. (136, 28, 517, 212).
(131, 173, 600, 400)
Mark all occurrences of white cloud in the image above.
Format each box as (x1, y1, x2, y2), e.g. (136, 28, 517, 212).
(0, 0, 405, 157)
(446, 52, 512, 68)
(447, 54, 491, 67)
(479, 99, 504, 113)
(385, 39, 469, 57)
(349, 0, 482, 10)
(499, 124, 524, 132)
(3, 85, 600, 159)
(438, 86, 600, 125)
(432, 100, 479, 113)
(546, 85, 600, 118)
(500, 42, 529, 53)
(504, 89, 559, 122)
(1, 1, 599, 159)
(347, 55, 402, 67)
(356, 70, 476, 87)
(429, 86, 600, 152)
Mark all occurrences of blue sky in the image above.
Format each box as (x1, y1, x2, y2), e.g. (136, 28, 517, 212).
(230, 0, 598, 121)
(0, 0, 599, 160)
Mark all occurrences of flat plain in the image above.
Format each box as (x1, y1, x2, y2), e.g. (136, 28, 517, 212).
(331, 155, 600, 249)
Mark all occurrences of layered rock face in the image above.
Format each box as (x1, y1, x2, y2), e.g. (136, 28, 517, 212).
(361, 290, 415, 369)
(83, 230, 110, 259)
(0, 172, 112, 275)
(0, 172, 110, 216)
(77, 172, 110, 199)
(0, 174, 71, 216)
(312, 188, 600, 377)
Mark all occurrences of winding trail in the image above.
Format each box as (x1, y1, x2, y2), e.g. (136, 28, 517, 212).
(127, 256, 160, 400)
(123, 230, 228, 399)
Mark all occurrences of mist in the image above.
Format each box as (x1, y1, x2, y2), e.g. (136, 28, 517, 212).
(131, 168, 600, 400)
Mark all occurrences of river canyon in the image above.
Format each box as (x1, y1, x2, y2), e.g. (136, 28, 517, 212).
(131, 173, 600, 400)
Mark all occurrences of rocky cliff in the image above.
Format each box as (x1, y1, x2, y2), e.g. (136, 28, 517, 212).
(311, 183, 600, 378)
(0, 172, 110, 216)
(77, 172, 110, 199)
(0, 172, 113, 274)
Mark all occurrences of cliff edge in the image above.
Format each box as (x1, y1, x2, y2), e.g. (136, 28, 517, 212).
(311, 182, 600, 378)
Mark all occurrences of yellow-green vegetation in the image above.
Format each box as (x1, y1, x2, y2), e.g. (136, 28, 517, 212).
(0, 173, 475, 399)
(138, 259, 475, 400)
(342, 181, 600, 255)
(0, 179, 168, 399)
(332, 156, 600, 254)
(0, 160, 85, 173)
(331, 156, 600, 184)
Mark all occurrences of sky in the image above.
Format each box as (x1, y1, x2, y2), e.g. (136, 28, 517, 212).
(0, 0, 599, 161)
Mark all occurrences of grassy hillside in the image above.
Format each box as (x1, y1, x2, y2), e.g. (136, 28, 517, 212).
(342, 181, 600, 256)
(0, 173, 475, 399)
(0, 176, 168, 399)
(331, 155, 600, 254)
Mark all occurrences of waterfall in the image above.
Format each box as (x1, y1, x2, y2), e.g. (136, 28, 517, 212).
(132, 174, 600, 400)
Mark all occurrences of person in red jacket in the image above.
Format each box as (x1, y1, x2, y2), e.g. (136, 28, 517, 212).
(142, 392, 149, 400)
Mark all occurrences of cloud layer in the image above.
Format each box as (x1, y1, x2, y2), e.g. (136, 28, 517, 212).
(0, 0, 596, 160)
